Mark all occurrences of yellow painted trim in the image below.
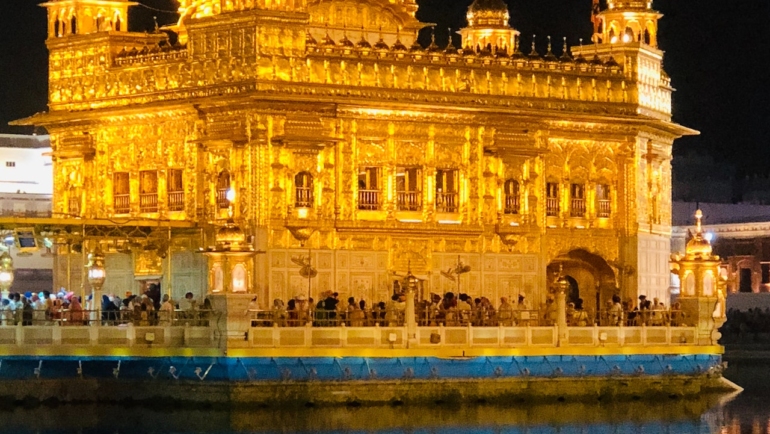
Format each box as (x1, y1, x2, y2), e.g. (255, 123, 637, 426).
(0, 347, 225, 358)
(226, 345, 724, 358)
(0, 345, 723, 359)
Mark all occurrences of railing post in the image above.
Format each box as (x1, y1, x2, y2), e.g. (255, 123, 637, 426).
(89, 324, 98, 346)
(127, 323, 136, 347)
(556, 289, 567, 347)
(52, 322, 62, 345)
(405, 286, 417, 349)
(15, 322, 23, 347)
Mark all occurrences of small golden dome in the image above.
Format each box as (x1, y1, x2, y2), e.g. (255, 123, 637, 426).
(685, 210, 713, 259)
(215, 220, 251, 252)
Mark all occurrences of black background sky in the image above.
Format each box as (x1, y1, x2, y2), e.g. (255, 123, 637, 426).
(1, 0, 769, 176)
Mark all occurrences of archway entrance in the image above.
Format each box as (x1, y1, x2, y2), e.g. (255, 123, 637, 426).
(547, 249, 617, 318)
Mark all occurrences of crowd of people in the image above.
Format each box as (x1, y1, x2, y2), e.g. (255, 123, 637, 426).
(0, 284, 213, 327)
(254, 291, 688, 328)
(721, 308, 770, 339)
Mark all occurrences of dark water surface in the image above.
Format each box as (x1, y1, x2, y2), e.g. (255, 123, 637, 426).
(0, 357, 765, 434)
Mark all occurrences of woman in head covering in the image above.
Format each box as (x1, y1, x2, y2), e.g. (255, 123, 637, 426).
(69, 295, 84, 326)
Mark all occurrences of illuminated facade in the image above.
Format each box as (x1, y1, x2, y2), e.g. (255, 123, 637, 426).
(17, 0, 694, 309)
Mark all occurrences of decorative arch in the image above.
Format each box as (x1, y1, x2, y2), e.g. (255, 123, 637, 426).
(503, 179, 520, 215)
(547, 249, 617, 316)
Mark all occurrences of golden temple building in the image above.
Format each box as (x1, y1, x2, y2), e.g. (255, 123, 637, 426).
(15, 0, 696, 311)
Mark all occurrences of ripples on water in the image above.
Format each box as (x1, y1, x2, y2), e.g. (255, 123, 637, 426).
(0, 360, 766, 434)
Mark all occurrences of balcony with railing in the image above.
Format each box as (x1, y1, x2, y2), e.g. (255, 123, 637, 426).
(68, 197, 80, 216)
(504, 195, 520, 215)
(168, 191, 185, 211)
(397, 191, 422, 211)
(295, 187, 314, 208)
(140, 193, 159, 213)
(114, 194, 130, 214)
(546, 197, 559, 216)
(358, 190, 382, 211)
(570, 198, 586, 218)
(217, 188, 230, 209)
(598, 199, 611, 218)
(436, 192, 459, 213)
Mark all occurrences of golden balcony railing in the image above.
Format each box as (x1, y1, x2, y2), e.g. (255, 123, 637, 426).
(397, 191, 422, 211)
(598, 199, 611, 218)
(168, 191, 185, 212)
(358, 190, 382, 211)
(217, 188, 230, 210)
(114, 194, 130, 214)
(140, 193, 159, 213)
(295, 187, 314, 208)
(570, 198, 586, 218)
(504, 195, 520, 215)
(436, 192, 458, 213)
(546, 197, 559, 217)
(68, 197, 80, 216)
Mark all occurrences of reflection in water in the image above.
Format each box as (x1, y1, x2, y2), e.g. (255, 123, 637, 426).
(0, 393, 735, 434)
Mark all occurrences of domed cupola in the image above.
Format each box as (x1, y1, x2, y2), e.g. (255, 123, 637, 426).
(468, 0, 510, 27)
(460, 0, 519, 56)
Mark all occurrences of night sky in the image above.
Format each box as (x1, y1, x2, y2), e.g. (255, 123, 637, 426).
(1, 0, 768, 176)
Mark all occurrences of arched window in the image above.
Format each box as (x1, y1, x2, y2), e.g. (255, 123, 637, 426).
(232, 264, 247, 293)
(684, 272, 695, 296)
(596, 183, 611, 218)
(216, 170, 231, 210)
(503, 179, 520, 215)
(96, 15, 104, 32)
(295, 172, 314, 208)
(70, 15, 78, 35)
(546, 182, 559, 216)
(114, 14, 122, 32)
(623, 27, 635, 43)
(703, 271, 715, 297)
(570, 183, 586, 217)
(54, 18, 62, 37)
(643, 29, 651, 45)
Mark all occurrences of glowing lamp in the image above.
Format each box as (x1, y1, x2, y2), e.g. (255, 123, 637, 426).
(225, 188, 236, 203)
(622, 34, 631, 43)
(87, 250, 106, 291)
(0, 251, 14, 294)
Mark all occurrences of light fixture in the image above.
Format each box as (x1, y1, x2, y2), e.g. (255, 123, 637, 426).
(610, 36, 618, 44)
(226, 188, 236, 203)
(0, 251, 14, 297)
(622, 33, 631, 43)
(87, 249, 106, 293)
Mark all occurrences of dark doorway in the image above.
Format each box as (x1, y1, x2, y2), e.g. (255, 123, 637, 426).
(565, 275, 579, 305)
(740, 268, 753, 293)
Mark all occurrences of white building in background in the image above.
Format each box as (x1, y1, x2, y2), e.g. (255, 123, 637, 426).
(0, 134, 53, 293)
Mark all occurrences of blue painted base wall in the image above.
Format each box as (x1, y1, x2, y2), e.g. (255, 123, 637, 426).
(0, 354, 723, 382)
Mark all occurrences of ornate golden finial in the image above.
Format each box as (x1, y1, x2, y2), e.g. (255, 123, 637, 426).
(685, 209, 713, 259)
(695, 209, 704, 234)
(374, 26, 389, 51)
(528, 35, 541, 60)
(560, 37, 573, 62)
(357, 26, 372, 50)
(544, 35, 558, 61)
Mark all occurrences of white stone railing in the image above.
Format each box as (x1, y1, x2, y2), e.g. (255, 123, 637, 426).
(0, 324, 701, 350)
(0, 325, 216, 348)
(247, 325, 699, 349)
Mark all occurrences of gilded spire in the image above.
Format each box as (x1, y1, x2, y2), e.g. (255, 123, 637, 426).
(685, 209, 713, 259)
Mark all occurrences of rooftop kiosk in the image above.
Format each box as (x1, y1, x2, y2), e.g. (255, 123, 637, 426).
(671, 210, 727, 345)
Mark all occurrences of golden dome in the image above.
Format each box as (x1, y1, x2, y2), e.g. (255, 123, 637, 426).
(685, 210, 713, 259)
(214, 219, 251, 252)
(467, 0, 510, 28)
